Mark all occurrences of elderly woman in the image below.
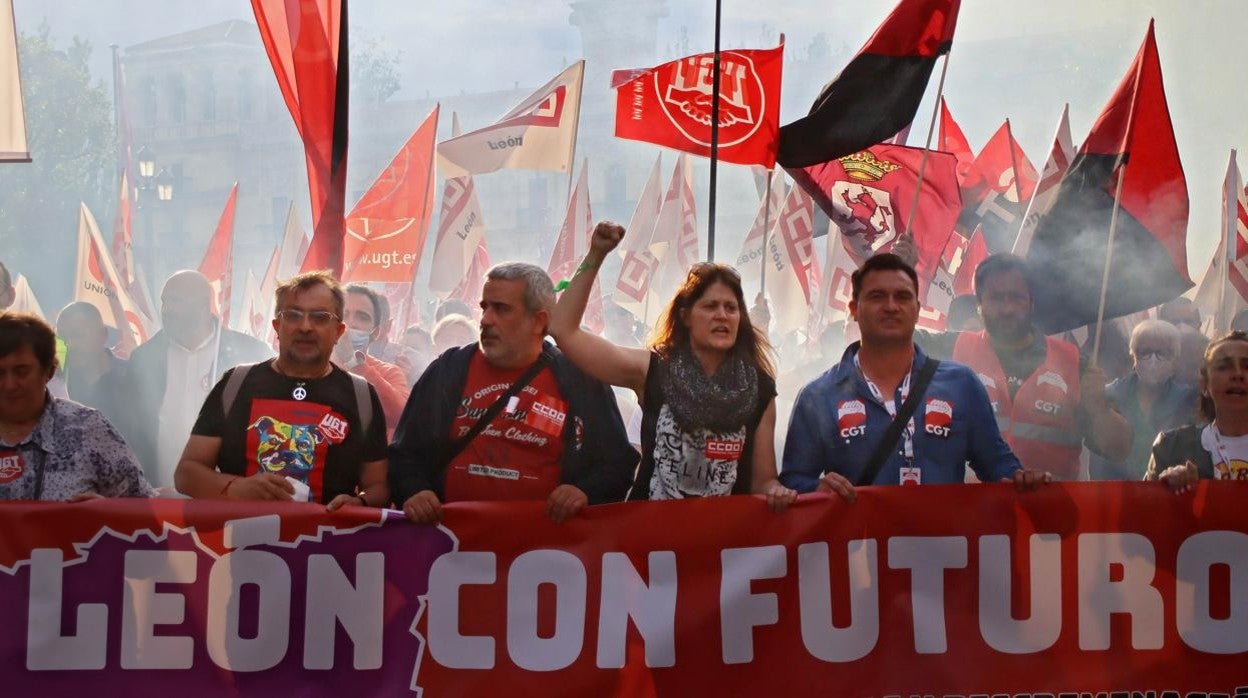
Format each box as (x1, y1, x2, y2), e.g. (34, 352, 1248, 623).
(1091, 319, 1198, 480)
(549, 221, 800, 510)
(1147, 330, 1248, 491)
(0, 311, 153, 500)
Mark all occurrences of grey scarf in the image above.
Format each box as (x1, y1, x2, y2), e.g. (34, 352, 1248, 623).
(660, 346, 758, 433)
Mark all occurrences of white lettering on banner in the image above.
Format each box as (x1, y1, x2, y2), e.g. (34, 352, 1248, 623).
(887, 537, 969, 654)
(978, 535, 1062, 653)
(1175, 531, 1248, 653)
(1077, 533, 1164, 651)
(303, 553, 385, 670)
(797, 541, 880, 662)
(25, 541, 387, 673)
(428, 552, 497, 669)
(206, 550, 292, 671)
(596, 552, 678, 668)
(720, 545, 787, 664)
(507, 551, 587, 671)
(121, 550, 197, 669)
(27, 548, 108, 670)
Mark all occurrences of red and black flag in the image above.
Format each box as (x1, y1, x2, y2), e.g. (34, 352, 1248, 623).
(252, 0, 350, 277)
(1027, 21, 1190, 334)
(776, 0, 960, 168)
(955, 120, 1037, 253)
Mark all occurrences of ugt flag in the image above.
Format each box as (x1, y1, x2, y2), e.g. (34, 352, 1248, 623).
(777, 0, 960, 167)
(612, 42, 784, 168)
(1027, 21, 1191, 334)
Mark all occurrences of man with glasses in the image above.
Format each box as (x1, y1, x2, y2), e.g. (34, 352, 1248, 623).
(1091, 319, 1197, 480)
(124, 270, 272, 488)
(175, 271, 388, 509)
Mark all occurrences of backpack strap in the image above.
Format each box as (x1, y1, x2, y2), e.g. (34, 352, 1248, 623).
(221, 363, 257, 418)
(348, 372, 373, 436)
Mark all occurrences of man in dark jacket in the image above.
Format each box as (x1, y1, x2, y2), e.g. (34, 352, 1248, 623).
(389, 262, 636, 523)
(123, 270, 271, 488)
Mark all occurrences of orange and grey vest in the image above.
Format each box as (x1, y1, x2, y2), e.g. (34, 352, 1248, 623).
(953, 331, 1082, 479)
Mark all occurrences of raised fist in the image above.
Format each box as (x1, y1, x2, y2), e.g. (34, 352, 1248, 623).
(590, 220, 626, 256)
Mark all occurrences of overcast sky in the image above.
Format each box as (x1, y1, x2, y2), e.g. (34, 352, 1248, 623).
(14, 0, 1248, 273)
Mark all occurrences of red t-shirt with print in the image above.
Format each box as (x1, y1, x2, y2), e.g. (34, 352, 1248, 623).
(443, 353, 567, 501)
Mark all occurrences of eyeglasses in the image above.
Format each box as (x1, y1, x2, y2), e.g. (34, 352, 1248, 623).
(1135, 349, 1174, 361)
(276, 309, 339, 326)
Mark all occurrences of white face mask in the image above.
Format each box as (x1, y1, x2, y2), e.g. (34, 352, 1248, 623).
(1135, 354, 1175, 386)
(347, 328, 373, 352)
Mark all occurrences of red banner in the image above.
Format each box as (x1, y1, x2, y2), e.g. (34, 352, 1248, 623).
(1, 484, 1245, 695)
(613, 43, 783, 168)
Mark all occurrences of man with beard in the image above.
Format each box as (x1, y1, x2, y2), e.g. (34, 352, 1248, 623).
(175, 271, 388, 509)
(938, 254, 1131, 480)
(388, 262, 634, 524)
(124, 270, 272, 488)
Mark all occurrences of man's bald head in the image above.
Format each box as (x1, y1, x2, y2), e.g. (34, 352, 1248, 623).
(161, 270, 216, 347)
(162, 270, 214, 309)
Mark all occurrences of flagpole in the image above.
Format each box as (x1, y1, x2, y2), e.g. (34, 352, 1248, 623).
(1004, 118, 1025, 248)
(1215, 148, 1237, 335)
(903, 50, 953, 238)
(565, 60, 586, 207)
(1090, 164, 1128, 366)
(759, 169, 773, 296)
(706, 0, 723, 261)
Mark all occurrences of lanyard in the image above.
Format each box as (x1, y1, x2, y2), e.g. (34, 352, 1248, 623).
(855, 353, 915, 462)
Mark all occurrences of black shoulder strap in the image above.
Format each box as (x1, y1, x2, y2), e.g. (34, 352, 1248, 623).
(441, 353, 549, 466)
(855, 357, 940, 487)
(347, 372, 373, 436)
(221, 362, 258, 418)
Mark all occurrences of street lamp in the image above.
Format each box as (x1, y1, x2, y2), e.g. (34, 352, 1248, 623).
(134, 146, 174, 292)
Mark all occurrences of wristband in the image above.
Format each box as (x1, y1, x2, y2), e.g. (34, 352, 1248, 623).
(554, 258, 602, 291)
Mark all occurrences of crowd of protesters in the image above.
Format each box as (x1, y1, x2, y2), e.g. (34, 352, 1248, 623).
(0, 221, 1241, 512)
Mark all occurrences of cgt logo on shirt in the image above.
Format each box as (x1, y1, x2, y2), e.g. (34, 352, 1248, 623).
(924, 398, 953, 437)
(0, 452, 24, 484)
(838, 400, 867, 439)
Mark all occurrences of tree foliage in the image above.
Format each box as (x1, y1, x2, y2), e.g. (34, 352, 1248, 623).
(350, 35, 402, 105)
(0, 22, 114, 309)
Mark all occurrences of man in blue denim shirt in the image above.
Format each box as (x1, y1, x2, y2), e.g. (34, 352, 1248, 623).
(781, 253, 1048, 495)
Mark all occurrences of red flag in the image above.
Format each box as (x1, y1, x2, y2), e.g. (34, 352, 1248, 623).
(1013, 104, 1075, 256)
(953, 226, 989, 296)
(1224, 152, 1248, 307)
(1027, 21, 1190, 334)
(613, 42, 784, 168)
(938, 97, 977, 188)
(252, 0, 349, 276)
(198, 183, 239, 328)
(548, 161, 604, 333)
(342, 105, 438, 283)
(778, 0, 961, 167)
(450, 239, 492, 308)
(957, 120, 1037, 252)
(788, 143, 961, 285)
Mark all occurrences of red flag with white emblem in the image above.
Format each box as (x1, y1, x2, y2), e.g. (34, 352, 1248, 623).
(612, 42, 784, 168)
(342, 105, 438, 283)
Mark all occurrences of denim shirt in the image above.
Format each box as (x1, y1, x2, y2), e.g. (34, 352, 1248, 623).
(781, 343, 1021, 490)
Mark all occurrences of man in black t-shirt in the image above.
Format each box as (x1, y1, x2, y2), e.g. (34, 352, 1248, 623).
(174, 271, 388, 508)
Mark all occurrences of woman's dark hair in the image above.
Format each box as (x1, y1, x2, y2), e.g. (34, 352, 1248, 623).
(1198, 330, 1248, 422)
(650, 263, 774, 379)
(0, 311, 58, 375)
